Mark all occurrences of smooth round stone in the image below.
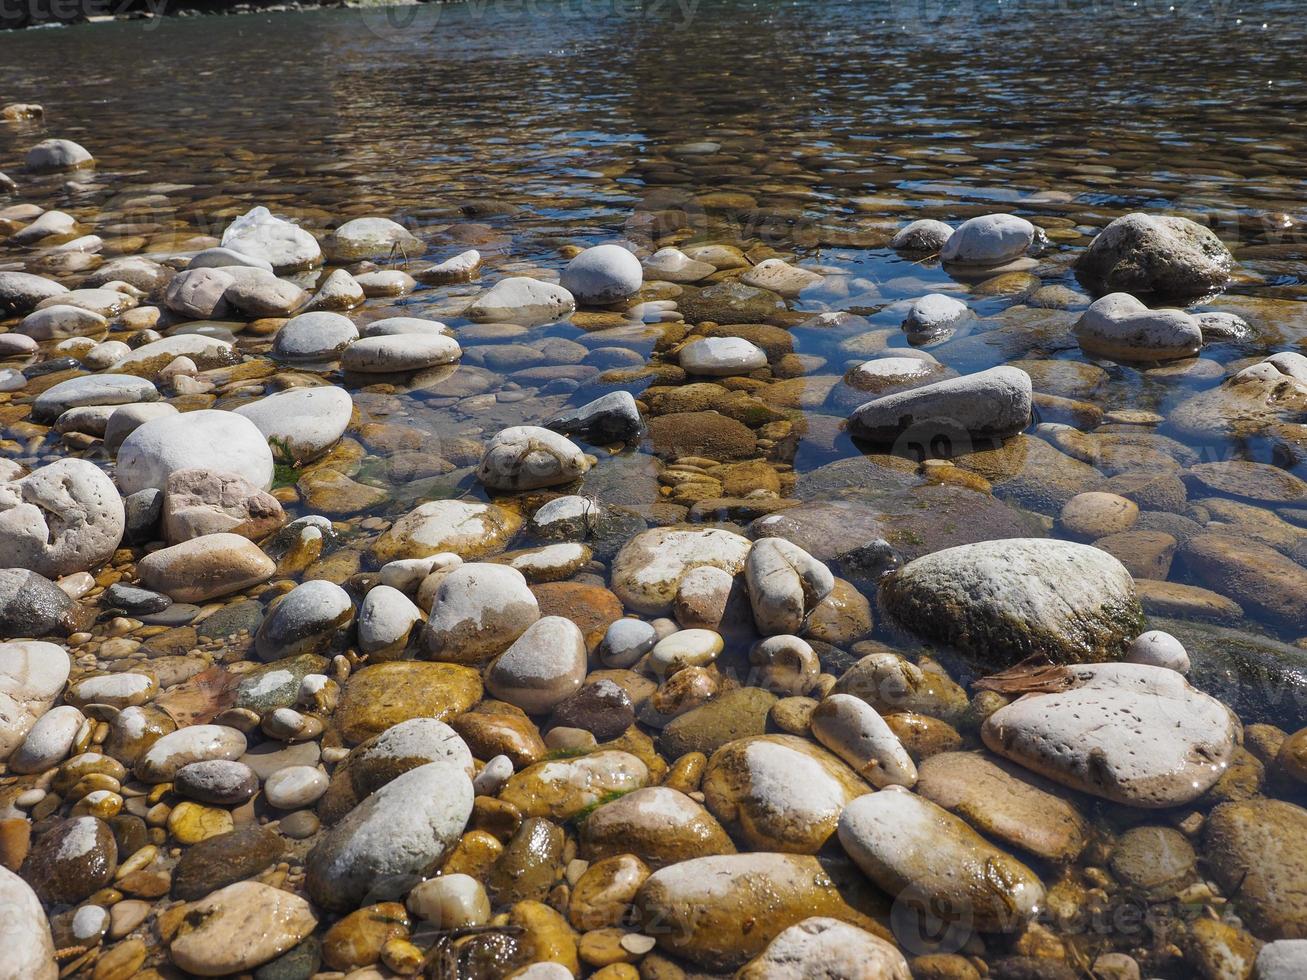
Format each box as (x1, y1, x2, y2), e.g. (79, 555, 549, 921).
(701, 734, 866, 853)
(472, 754, 514, 796)
(500, 750, 649, 821)
(845, 794, 1042, 938)
(10, 705, 84, 774)
(136, 533, 276, 602)
(679, 336, 768, 376)
(407, 873, 490, 928)
(278, 810, 321, 840)
(983, 662, 1236, 807)
(901, 292, 972, 341)
(1125, 630, 1190, 674)
(71, 903, 108, 942)
(0, 567, 79, 639)
(1074, 293, 1203, 362)
(357, 584, 422, 658)
(264, 765, 329, 810)
(255, 580, 354, 661)
(549, 679, 635, 741)
(578, 785, 733, 869)
(1258, 941, 1307, 980)
(340, 333, 461, 372)
(560, 244, 643, 305)
(738, 917, 910, 980)
(174, 759, 260, 805)
(810, 693, 917, 789)
(170, 881, 318, 976)
(0, 458, 125, 578)
(371, 499, 522, 563)
(25, 138, 93, 173)
(117, 409, 274, 494)
(0, 271, 67, 315)
(272, 312, 358, 360)
(940, 213, 1037, 266)
(641, 246, 716, 283)
(611, 527, 752, 616)
(360, 316, 451, 337)
(739, 258, 823, 297)
(318, 717, 473, 823)
(18, 304, 107, 340)
(31, 374, 157, 424)
(466, 276, 575, 325)
(648, 629, 724, 678)
(598, 618, 658, 668)
(890, 218, 954, 251)
(306, 761, 474, 910)
(188, 246, 275, 272)
(335, 662, 482, 746)
(745, 537, 834, 636)
(1060, 491, 1139, 540)
(633, 853, 881, 971)
(422, 563, 540, 664)
(476, 425, 590, 491)
(0, 332, 38, 356)
(0, 368, 25, 391)
(0, 640, 71, 760)
(221, 206, 322, 273)
(0, 866, 56, 980)
(233, 385, 352, 462)
(21, 815, 118, 905)
(136, 724, 248, 783)
(485, 616, 587, 714)
(66, 672, 156, 709)
(324, 216, 420, 260)
(354, 270, 415, 296)
(103, 402, 179, 453)
(847, 365, 1032, 444)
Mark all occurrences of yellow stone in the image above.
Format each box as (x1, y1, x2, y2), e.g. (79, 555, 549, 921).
(167, 801, 234, 845)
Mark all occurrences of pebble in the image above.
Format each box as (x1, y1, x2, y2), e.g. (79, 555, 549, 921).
(0, 640, 71, 761)
(810, 693, 917, 788)
(221, 206, 322, 273)
(940, 213, 1037, 265)
(255, 579, 354, 660)
(137, 533, 276, 602)
(421, 562, 540, 663)
(264, 765, 329, 809)
(1125, 629, 1190, 673)
(737, 917, 910, 980)
(486, 616, 588, 714)
(136, 724, 248, 782)
(272, 311, 359, 360)
(745, 537, 834, 635)
(357, 584, 422, 657)
(340, 332, 462, 372)
(560, 244, 643, 305)
(234, 385, 352, 462)
(477, 425, 591, 490)
(467, 276, 576, 325)
(173, 759, 260, 805)
(407, 873, 490, 928)
(679, 336, 768, 376)
(848, 365, 1032, 444)
(598, 618, 658, 668)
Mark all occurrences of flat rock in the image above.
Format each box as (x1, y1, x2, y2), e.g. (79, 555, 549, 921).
(982, 662, 1237, 807)
(634, 853, 887, 971)
(371, 500, 522, 563)
(1074, 292, 1203, 362)
(32, 374, 158, 424)
(137, 533, 275, 602)
(848, 366, 1032, 446)
(1206, 800, 1307, 941)
(170, 881, 316, 976)
(335, 661, 483, 745)
(117, 409, 274, 494)
(838, 789, 1044, 933)
(611, 526, 752, 615)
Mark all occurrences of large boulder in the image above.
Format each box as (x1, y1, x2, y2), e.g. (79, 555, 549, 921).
(0, 459, 124, 577)
(116, 410, 275, 494)
(878, 538, 1143, 665)
(1075, 212, 1234, 301)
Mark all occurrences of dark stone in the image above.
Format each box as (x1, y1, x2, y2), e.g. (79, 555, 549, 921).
(547, 390, 645, 446)
(123, 487, 162, 544)
(22, 816, 118, 905)
(0, 567, 78, 637)
(23, 357, 81, 379)
(486, 817, 564, 906)
(657, 687, 777, 759)
(254, 936, 322, 980)
(173, 760, 259, 806)
(105, 582, 172, 615)
(171, 826, 285, 901)
(197, 598, 264, 640)
(547, 679, 634, 741)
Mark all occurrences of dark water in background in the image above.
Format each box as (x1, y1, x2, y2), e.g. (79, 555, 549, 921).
(2, 1, 1307, 709)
